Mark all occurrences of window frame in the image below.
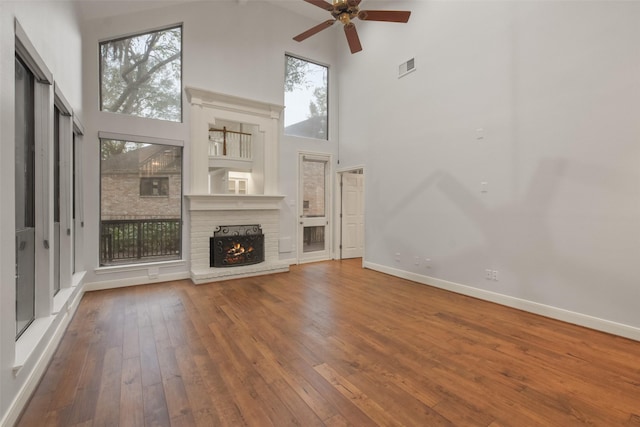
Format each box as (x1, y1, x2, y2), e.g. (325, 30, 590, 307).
(99, 24, 184, 123)
(98, 132, 184, 267)
(284, 53, 329, 141)
(140, 176, 170, 197)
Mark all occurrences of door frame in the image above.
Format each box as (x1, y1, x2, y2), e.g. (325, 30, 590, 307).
(297, 151, 333, 264)
(335, 166, 365, 263)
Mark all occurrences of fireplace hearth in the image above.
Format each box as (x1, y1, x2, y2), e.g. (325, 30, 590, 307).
(210, 225, 264, 268)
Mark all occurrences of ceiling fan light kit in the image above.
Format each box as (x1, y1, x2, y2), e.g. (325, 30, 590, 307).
(293, 0, 411, 54)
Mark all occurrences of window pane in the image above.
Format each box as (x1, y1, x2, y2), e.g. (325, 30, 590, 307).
(302, 159, 326, 217)
(53, 107, 61, 295)
(15, 56, 36, 338)
(303, 226, 325, 253)
(284, 55, 328, 140)
(100, 26, 182, 122)
(100, 139, 182, 265)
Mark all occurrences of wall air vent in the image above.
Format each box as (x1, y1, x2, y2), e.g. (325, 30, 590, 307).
(398, 57, 416, 78)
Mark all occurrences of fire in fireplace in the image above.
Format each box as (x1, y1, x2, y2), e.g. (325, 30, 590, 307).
(210, 225, 264, 268)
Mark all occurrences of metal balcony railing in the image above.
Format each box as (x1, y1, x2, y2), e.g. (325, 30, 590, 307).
(208, 126, 252, 160)
(100, 218, 181, 265)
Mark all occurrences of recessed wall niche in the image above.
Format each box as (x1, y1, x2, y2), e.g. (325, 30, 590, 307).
(207, 118, 265, 195)
(184, 87, 282, 196)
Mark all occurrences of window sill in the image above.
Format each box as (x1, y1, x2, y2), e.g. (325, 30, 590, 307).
(94, 259, 185, 275)
(14, 271, 86, 376)
(52, 271, 85, 314)
(13, 316, 55, 377)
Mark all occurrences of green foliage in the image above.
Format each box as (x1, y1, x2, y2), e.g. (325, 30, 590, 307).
(285, 55, 311, 92)
(100, 139, 140, 160)
(100, 26, 182, 122)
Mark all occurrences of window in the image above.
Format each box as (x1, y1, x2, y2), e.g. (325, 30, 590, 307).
(100, 138, 182, 266)
(15, 55, 36, 338)
(140, 177, 169, 196)
(100, 25, 182, 122)
(53, 106, 61, 295)
(284, 54, 328, 140)
(228, 177, 248, 195)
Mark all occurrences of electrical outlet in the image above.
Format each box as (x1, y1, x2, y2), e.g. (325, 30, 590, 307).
(485, 269, 492, 280)
(424, 258, 432, 269)
(492, 270, 499, 281)
(414, 256, 420, 266)
(395, 253, 401, 262)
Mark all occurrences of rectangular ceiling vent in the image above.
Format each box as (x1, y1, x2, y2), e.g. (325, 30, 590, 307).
(398, 57, 416, 78)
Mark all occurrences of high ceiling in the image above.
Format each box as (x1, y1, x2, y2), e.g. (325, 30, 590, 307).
(75, 0, 328, 22)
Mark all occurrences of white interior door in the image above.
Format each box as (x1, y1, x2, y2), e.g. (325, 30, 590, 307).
(341, 171, 364, 259)
(298, 154, 331, 263)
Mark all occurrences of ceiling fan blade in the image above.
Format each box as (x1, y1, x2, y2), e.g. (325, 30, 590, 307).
(303, 0, 335, 11)
(293, 19, 336, 42)
(347, 0, 362, 6)
(358, 10, 411, 23)
(344, 23, 362, 54)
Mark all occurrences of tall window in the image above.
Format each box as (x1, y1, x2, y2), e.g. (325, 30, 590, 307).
(53, 106, 61, 295)
(100, 25, 182, 122)
(100, 139, 182, 266)
(15, 56, 36, 338)
(284, 54, 328, 140)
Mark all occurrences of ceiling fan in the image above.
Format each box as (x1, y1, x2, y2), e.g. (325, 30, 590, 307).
(293, 0, 411, 54)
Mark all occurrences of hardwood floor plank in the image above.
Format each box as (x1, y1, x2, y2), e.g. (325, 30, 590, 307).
(142, 382, 171, 427)
(120, 356, 144, 427)
(92, 346, 123, 426)
(16, 259, 640, 426)
(314, 362, 395, 426)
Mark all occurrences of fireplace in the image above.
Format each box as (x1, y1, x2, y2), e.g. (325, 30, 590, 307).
(185, 88, 289, 283)
(210, 225, 264, 268)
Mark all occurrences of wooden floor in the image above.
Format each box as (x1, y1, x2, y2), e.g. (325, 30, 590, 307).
(17, 259, 640, 426)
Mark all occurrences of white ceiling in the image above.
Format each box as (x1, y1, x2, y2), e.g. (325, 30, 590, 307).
(75, 0, 329, 22)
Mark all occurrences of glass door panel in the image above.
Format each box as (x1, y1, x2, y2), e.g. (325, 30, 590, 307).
(299, 154, 330, 262)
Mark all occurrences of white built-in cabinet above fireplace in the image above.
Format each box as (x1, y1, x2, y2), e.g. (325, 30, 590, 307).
(184, 87, 284, 197)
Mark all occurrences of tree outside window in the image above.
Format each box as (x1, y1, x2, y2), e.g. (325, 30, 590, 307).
(100, 25, 182, 122)
(284, 55, 328, 140)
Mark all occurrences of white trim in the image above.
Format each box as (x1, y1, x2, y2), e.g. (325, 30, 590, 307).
(94, 259, 186, 275)
(185, 194, 285, 211)
(185, 86, 284, 120)
(335, 167, 365, 260)
(97, 22, 183, 44)
(98, 131, 184, 147)
(85, 271, 190, 292)
(72, 114, 85, 135)
(54, 83, 72, 116)
(363, 261, 640, 342)
(336, 164, 365, 173)
(5, 283, 85, 427)
(297, 151, 333, 263)
(14, 19, 53, 84)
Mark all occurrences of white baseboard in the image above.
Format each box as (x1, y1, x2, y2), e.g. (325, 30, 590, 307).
(364, 261, 640, 342)
(2, 285, 86, 427)
(84, 271, 190, 292)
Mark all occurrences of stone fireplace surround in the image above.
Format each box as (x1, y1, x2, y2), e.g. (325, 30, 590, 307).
(185, 88, 289, 284)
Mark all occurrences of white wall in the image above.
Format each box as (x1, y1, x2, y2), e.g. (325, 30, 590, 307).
(338, 1, 640, 337)
(0, 1, 82, 424)
(80, 1, 339, 287)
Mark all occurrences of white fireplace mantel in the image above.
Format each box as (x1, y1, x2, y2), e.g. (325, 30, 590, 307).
(185, 86, 284, 195)
(186, 194, 285, 211)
